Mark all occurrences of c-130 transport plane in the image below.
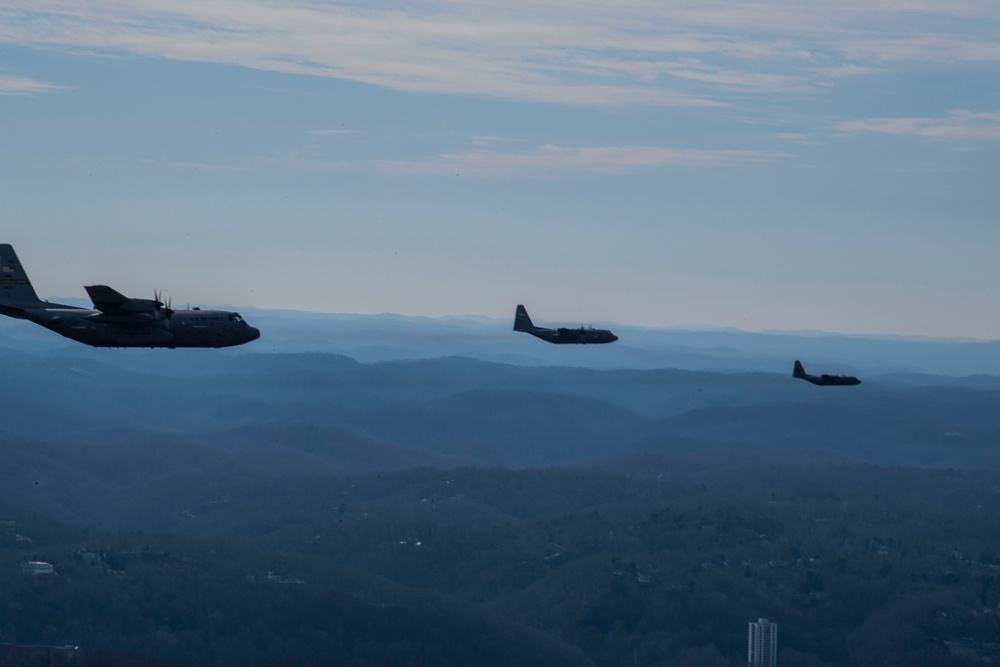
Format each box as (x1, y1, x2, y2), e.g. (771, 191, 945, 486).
(793, 360, 860, 386)
(0, 244, 259, 348)
(513, 304, 618, 344)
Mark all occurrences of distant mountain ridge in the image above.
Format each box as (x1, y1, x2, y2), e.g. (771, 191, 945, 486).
(6, 307, 1000, 376)
(4, 347, 1000, 485)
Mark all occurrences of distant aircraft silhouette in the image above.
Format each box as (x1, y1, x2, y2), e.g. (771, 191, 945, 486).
(513, 304, 618, 344)
(0, 244, 260, 348)
(793, 360, 860, 386)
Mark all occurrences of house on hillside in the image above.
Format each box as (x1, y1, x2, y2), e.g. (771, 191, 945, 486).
(0, 643, 81, 665)
(21, 560, 55, 576)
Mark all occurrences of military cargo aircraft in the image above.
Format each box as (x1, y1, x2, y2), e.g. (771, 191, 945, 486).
(793, 360, 860, 386)
(513, 304, 618, 344)
(0, 244, 259, 348)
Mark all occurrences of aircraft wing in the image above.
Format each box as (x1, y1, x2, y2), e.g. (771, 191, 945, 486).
(84, 284, 131, 313)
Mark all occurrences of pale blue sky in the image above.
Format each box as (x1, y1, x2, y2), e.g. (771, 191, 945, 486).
(2, 1, 1000, 337)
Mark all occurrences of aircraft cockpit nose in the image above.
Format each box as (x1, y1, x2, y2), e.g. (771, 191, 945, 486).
(247, 326, 261, 342)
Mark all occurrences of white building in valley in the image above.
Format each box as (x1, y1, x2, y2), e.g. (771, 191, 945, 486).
(748, 617, 777, 667)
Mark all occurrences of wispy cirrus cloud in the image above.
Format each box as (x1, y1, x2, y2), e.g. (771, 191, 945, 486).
(470, 136, 523, 148)
(376, 143, 793, 175)
(773, 132, 817, 145)
(0, 73, 66, 95)
(2, 1, 1000, 107)
(836, 109, 1000, 140)
(309, 129, 361, 137)
(159, 160, 251, 172)
(256, 141, 792, 175)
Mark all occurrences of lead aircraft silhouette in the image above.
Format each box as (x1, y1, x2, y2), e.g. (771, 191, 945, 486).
(513, 304, 618, 344)
(0, 244, 259, 348)
(793, 360, 860, 386)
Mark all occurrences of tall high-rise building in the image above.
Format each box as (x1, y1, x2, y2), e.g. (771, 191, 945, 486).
(748, 617, 777, 667)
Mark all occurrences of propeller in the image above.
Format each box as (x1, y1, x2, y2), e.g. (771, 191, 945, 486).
(154, 289, 174, 319)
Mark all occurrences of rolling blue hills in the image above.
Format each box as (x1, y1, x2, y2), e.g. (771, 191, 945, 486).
(7, 314, 1000, 665)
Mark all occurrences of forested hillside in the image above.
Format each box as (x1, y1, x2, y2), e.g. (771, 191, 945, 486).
(5, 347, 1000, 665)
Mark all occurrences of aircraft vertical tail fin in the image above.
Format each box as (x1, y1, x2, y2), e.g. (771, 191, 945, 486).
(513, 304, 535, 331)
(793, 360, 807, 378)
(0, 244, 43, 309)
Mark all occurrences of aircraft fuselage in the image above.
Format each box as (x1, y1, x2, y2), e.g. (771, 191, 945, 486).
(512, 304, 618, 345)
(3, 303, 260, 348)
(799, 373, 861, 386)
(1, 243, 260, 349)
(792, 360, 860, 386)
(526, 326, 618, 345)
